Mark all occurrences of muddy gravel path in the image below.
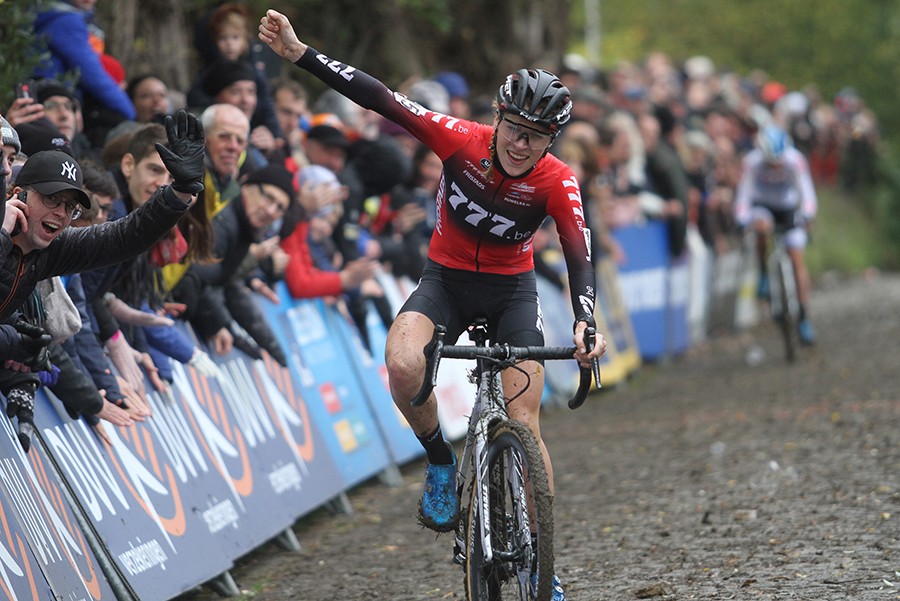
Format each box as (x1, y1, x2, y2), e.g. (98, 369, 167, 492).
(177, 273, 900, 601)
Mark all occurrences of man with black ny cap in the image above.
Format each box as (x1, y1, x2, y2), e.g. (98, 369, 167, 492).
(172, 162, 294, 364)
(1, 115, 53, 381)
(1, 110, 206, 451)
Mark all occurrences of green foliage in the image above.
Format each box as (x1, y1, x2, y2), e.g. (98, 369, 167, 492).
(398, 0, 453, 33)
(806, 186, 892, 277)
(573, 0, 900, 273)
(0, 0, 47, 112)
(867, 148, 900, 271)
(575, 0, 900, 137)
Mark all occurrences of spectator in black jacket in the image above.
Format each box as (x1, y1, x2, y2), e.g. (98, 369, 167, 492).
(0, 116, 49, 372)
(174, 163, 294, 363)
(639, 108, 690, 258)
(1, 110, 205, 451)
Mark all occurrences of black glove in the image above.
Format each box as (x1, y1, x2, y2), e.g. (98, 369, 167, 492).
(155, 109, 206, 195)
(11, 319, 52, 372)
(229, 321, 263, 361)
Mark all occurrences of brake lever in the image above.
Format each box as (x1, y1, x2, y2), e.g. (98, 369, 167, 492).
(584, 327, 602, 389)
(410, 325, 446, 407)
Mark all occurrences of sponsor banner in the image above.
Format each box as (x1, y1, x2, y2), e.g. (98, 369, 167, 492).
(667, 256, 691, 355)
(34, 388, 235, 600)
(248, 354, 349, 516)
(733, 242, 760, 330)
(260, 285, 392, 487)
(0, 407, 116, 601)
(331, 304, 423, 466)
(706, 245, 760, 334)
(685, 226, 713, 343)
(190, 329, 347, 519)
(594, 257, 642, 384)
(166, 353, 332, 557)
(370, 272, 475, 442)
(612, 221, 690, 360)
(535, 274, 579, 405)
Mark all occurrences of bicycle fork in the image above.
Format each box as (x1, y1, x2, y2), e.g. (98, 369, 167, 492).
(453, 410, 490, 565)
(453, 369, 499, 566)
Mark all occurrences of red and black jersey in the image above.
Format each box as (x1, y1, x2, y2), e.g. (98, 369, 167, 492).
(295, 48, 595, 321)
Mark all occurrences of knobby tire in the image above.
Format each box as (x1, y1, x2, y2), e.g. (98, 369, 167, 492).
(465, 420, 554, 601)
(776, 258, 798, 363)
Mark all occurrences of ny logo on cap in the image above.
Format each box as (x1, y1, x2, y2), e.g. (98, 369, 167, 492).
(61, 160, 78, 181)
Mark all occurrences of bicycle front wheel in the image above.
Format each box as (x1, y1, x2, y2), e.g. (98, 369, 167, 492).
(465, 420, 554, 601)
(775, 256, 798, 362)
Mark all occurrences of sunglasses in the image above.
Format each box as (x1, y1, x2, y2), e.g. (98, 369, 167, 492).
(498, 118, 553, 151)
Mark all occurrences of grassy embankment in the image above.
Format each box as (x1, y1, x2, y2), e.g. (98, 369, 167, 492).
(806, 185, 891, 279)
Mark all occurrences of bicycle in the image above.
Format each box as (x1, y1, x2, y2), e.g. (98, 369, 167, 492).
(411, 319, 600, 601)
(765, 221, 801, 362)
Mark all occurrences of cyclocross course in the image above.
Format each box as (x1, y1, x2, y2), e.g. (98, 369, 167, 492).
(176, 272, 899, 601)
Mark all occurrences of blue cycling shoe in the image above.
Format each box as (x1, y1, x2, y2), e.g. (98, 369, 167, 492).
(757, 273, 770, 300)
(551, 574, 566, 601)
(417, 452, 460, 532)
(798, 319, 816, 346)
(531, 573, 566, 600)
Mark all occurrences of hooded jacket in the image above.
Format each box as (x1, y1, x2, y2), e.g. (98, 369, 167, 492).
(32, 1, 136, 120)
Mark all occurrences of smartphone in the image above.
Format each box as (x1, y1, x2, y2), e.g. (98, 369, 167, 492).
(11, 190, 25, 236)
(14, 80, 33, 99)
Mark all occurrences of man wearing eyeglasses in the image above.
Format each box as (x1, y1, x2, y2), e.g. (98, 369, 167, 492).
(0, 112, 204, 450)
(1, 112, 205, 322)
(172, 163, 294, 364)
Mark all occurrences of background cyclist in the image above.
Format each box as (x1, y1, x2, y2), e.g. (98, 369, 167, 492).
(734, 124, 819, 344)
(259, 10, 607, 600)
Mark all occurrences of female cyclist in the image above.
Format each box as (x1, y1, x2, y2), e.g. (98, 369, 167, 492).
(259, 11, 606, 599)
(735, 125, 818, 345)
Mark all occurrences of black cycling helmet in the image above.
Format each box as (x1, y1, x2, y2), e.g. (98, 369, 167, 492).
(496, 68, 572, 134)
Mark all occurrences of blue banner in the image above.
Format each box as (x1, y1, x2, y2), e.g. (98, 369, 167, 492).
(35, 388, 235, 600)
(258, 286, 392, 488)
(613, 221, 690, 360)
(331, 304, 423, 466)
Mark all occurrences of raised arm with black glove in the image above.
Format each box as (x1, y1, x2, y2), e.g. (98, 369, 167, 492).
(155, 109, 206, 196)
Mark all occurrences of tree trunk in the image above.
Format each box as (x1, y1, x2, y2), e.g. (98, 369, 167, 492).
(96, 0, 193, 94)
(434, 0, 572, 97)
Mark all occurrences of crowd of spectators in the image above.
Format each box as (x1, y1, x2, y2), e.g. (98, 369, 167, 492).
(546, 52, 881, 271)
(0, 1, 883, 451)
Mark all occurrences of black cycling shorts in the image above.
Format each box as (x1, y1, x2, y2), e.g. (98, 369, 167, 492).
(752, 204, 800, 228)
(399, 259, 545, 347)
